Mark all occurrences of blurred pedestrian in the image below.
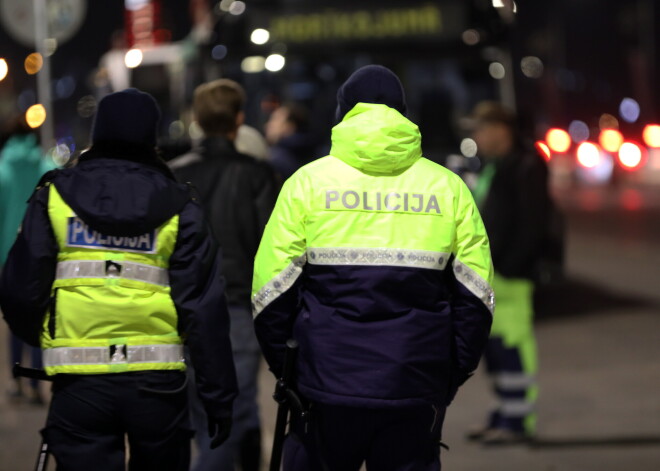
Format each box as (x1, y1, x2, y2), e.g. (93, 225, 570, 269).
(0, 88, 237, 471)
(253, 65, 494, 471)
(466, 101, 551, 444)
(265, 102, 318, 181)
(169, 79, 278, 471)
(0, 116, 57, 405)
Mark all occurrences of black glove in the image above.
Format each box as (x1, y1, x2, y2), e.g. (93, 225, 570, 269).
(208, 417, 232, 449)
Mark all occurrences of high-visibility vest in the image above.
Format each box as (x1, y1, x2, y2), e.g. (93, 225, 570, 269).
(41, 184, 184, 375)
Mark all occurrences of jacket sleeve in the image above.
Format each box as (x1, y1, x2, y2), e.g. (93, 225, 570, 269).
(449, 179, 495, 390)
(0, 187, 57, 346)
(252, 176, 306, 377)
(169, 200, 238, 420)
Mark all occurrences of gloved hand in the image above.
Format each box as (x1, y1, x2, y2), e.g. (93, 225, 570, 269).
(208, 417, 232, 449)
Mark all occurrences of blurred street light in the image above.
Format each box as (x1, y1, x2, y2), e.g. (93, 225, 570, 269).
(619, 97, 640, 123)
(546, 128, 571, 153)
(251, 28, 270, 45)
(599, 129, 624, 153)
(576, 141, 602, 168)
(642, 124, 660, 148)
(488, 62, 505, 80)
(265, 54, 285, 72)
(0, 58, 7, 81)
(568, 120, 589, 143)
(124, 48, 143, 68)
(24, 52, 43, 75)
(25, 103, 47, 128)
(241, 56, 265, 73)
(617, 142, 645, 170)
(534, 141, 551, 161)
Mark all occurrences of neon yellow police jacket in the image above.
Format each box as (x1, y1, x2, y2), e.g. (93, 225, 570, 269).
(253, 103, 494, 408)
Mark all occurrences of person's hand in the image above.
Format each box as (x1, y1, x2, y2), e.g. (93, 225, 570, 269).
(208, 417, 232, 449)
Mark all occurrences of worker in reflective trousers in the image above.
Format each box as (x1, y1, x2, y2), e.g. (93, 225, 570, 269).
(0, 89, 238, 471)
(252, 65, 495, 471)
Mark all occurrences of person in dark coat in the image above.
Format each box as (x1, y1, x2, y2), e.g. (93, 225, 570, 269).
(169, 79, 278, 471)
(467, 101, 551, 444)
(0, 88, 237, 471)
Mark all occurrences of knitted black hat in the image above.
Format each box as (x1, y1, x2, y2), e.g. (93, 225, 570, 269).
(92, 88, 161, 147)
(336, 65, 407, 121)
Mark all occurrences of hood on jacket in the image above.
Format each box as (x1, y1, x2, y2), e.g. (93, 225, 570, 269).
(52, 157, 190, 237)
(330, 103, 422, 174)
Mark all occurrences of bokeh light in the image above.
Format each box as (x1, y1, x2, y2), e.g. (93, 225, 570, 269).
(598, 129, 624, 153)
(265, 54, 285, 72)
(0, 59, 8, 81)
(460, 138, 478, 158)
(619, 97, 640, 123)
(576, 141, 602, 168)
(24, 53, 43, 75)
(229, 1, 246, 15)
(251, 29, 270, 45)
(534, 141, 551, 160)
(617, 142, 645, 170)
(642, 124, 660, 148)
(124, 49, 143, 68)
(568, 120, 589, 143)
(488, 62, 505, 80)
(25, 104, 47, 128)
(211, 45, 228, 60)
(520, 56, 544, 79)
(546, 128, 571, 153)
(598, 113, 619, 130)
(241, 56, 266, 73)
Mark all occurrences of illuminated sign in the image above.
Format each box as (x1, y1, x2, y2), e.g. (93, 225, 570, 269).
(264, 3, 461, 45)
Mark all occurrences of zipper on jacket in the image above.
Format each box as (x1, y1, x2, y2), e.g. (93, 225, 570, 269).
(48, 289, 58, 339)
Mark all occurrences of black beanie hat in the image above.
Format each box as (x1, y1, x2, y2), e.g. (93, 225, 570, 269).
(92, 88, 161, 147)
(335, 65, 407, 122)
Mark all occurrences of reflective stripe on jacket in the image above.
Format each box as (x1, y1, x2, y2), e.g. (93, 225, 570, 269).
(253, 103, 494, 408)
(42, 184, 184, 375)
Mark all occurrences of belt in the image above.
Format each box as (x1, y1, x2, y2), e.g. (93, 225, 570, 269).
(56, 260, 169, 287)
(43, 344, 184, 367)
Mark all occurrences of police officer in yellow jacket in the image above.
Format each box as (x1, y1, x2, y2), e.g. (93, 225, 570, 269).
(0, 89, 238, 471)
(252, 66, 494, 471)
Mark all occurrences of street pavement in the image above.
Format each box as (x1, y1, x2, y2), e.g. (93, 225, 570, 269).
(1, 182, 659, 470)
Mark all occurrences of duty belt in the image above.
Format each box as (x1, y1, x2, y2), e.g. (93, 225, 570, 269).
(56, 260, 169, 287)
(43, 344, 184, 368)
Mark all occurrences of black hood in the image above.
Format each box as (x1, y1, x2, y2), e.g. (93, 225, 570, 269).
(53, 151, 190, 237)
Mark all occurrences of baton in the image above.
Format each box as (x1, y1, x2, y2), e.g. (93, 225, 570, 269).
(13, 364, 51, 471)
(270, 339, 300, 471)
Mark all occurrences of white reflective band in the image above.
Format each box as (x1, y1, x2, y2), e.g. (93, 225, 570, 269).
(494, 373, 536, 390)
(498, 399, 536, 417)
(453, 259, 495, 314)
(253, 255, 307, 318)
(43, 344, 184, 367)
(307, 247, 450, 271)
(56, 260, 169, 287)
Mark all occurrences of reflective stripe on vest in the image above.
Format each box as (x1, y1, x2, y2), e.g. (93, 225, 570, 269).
(56, 260, 169, 287)
(43, 344, 184, 368)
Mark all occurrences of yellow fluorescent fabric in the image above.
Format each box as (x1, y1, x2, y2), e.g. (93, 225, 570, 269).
(252, 103, 494, 316)
(42, 185, 183, 375)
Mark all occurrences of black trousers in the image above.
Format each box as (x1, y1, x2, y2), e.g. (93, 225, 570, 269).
(43, 371, 191, 471)
(283, 403, 446, 471)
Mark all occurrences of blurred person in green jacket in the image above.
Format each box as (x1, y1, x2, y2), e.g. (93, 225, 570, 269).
(0, 115, 57, 404)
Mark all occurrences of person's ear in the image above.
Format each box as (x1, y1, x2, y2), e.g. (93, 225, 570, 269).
(236, 111, 245, 128)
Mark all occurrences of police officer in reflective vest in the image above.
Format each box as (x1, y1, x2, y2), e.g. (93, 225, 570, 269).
(252, 65, 494, 471)
(0, 89, 238, 471)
